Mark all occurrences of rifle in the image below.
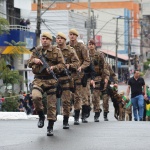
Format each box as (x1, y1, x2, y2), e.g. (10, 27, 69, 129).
(30, 47, 58, 81)
(81, 63, 95, 87)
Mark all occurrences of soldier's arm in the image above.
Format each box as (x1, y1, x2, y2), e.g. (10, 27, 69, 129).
(80, 44, 90, 69)
(69, 48, 80, 70)
(52, 49, 65, 72)
(27, 46, 42, 68)
(27, 53, 36, 68)
(98, 53, 109, 80)
(108, 65, 118, 84)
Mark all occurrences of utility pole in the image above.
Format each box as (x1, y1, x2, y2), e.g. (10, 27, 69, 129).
(140, 0, 144, 71)
(87, 0, 91, 43)
(115, 18, 119, 75)
(91, 10, 95, 39)
(36, 0, 41, 45)
(128, 18, 131, 70)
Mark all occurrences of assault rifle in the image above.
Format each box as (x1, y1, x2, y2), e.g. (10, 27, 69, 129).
(30, 47, 58, 81)
(81, 63, 96, 87)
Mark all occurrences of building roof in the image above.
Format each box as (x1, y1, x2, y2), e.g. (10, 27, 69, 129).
(0, 46, 32, 54)
(99, 49, 130, 61)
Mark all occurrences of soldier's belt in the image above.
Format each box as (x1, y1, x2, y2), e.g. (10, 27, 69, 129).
(95, 82, 100, 85)
(60, 80, 70, 84)
(58, 74, 68, 77)
(34, 75, 54, 80)
(76, 82, 82, 85)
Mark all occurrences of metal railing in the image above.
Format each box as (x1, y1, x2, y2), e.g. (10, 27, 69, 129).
(9, 25, 35, 32)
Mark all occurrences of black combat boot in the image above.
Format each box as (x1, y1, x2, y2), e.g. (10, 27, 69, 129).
(94, 112, 100, 122)
(37, 111, 45, 128)
(47, 120, 54, 136)
(85, 105, 91, 118)
(104, 112, 109, 121)
(63, 116, 69, 129)
(82, 105, 88, 123)
(74, 110, 80, 125)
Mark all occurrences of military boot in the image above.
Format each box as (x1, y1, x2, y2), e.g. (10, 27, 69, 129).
(37, 111, 45, 128)
(74, 110, 80, 125)
(94, 112, 100, 122)
(104, 112, 109, 121)
(47, 120, 54, 136)
(82, 105, 88, 123)
(63, 116, 69, 129)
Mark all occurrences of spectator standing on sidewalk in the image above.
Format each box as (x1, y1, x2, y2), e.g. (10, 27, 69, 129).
(126, 69, 147, 121)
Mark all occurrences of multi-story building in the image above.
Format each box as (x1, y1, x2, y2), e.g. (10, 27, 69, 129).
(0, 0, 36, 93)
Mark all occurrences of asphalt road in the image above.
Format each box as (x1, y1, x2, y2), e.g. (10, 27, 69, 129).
(0, 84, 150, 150)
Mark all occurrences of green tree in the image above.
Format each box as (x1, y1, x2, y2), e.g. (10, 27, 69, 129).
(0, 58, 23, 94)
(0, 17, 9, 35)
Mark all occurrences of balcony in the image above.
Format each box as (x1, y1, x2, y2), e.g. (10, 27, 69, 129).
(0, 25, 36, 54)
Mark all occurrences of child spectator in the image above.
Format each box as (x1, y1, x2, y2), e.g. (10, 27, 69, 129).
(120, 91, 132, 121)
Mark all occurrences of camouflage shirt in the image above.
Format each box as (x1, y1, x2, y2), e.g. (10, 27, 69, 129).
(89, 49, 107, 79)
(69, 42, 90, 70)
(56, 45, 80, 71)
(27, 45, 65, 76)
(104, 62, 118, 83)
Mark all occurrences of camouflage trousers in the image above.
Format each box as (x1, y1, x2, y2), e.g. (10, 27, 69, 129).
(32, 78, 57, 121)
(92, 76, 103, 112)
(74, 79, 82, 110)
(60, 80, 71, 117)
(81, 80, 90, 106)
(102, 93, 110, 113)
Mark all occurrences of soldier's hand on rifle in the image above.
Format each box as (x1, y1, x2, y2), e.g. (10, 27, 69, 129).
(77, 66, 82, 72)
(34, 58, 43, 65)
(66, 64, 70, 69)
(104, 78, 108, 84)
(46, 66, 54, 73)
(90, 80, 95, 88)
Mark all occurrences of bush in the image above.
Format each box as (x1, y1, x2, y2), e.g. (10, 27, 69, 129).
(144, 60, 150, 70)
(1, 96, 19, 112)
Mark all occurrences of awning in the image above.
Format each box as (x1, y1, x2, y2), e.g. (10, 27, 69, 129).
(99, 49, 131, 61)
(1, 46, 32, 54)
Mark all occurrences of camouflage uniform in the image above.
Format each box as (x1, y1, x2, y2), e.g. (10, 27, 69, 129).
(69, 42, 90, 124)
(89, 50, 106, 122)
(56, 45, 80, 124)
(101, 62, 118, 121)
(27, 46, 65, 122)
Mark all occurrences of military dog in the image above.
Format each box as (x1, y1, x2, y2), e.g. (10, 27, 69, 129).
(109, 86, 125, 121)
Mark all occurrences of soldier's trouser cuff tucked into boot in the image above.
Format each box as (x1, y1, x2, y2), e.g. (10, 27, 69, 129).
(63, 116, 69, 129)
(37, 111, 45, 128)
(74, 110, 80, 125)
(47, 120, 54, 136)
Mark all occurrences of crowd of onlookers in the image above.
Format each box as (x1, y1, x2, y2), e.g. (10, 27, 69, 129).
(19, 18, 30, 29)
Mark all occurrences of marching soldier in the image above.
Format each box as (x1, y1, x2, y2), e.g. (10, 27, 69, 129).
(88, 39, 109, 122)
(68, 29, 91, 124)
(55, 32, 80, 129)
(101, 53, 118, 121)
(27, 32, 65, 136)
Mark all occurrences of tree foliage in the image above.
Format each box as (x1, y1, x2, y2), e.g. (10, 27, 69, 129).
(1, 96, 19, 112)
(0, 17, 9, 35)
(4, 40, 27, 58)
(0, 58, 23, 93)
